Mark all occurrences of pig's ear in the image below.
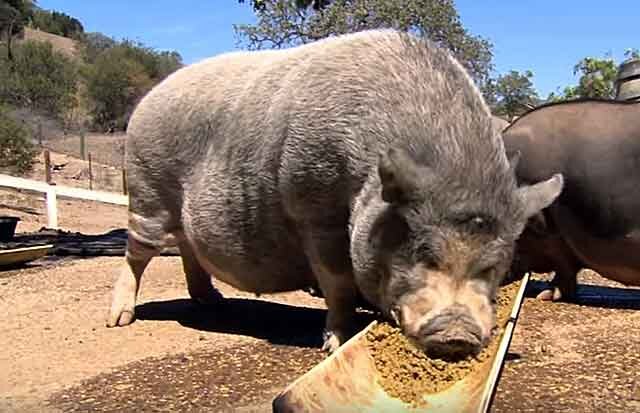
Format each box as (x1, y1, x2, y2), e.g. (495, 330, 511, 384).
(516, 173, 564, 220)
(378, 147, 423, 204)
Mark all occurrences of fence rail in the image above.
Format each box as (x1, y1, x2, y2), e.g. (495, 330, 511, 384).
(0, 173, 128, 229)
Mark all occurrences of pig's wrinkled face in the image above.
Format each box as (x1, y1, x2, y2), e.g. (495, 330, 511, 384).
(373, 207, 513, 360)
(366, 146, 564, 360)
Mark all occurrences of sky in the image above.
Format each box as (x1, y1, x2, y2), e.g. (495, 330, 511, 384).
(37, 1, 639, 97)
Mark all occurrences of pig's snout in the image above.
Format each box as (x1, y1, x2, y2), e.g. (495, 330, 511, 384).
(417, 305, 484, 360)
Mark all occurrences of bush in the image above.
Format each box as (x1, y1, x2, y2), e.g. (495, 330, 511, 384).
(84, 46, 154, 131)
(0, 40, 78, 117)
(0, 107, 37, 175)
(83, 41, 182, 131)
(77, 32, 116, 64)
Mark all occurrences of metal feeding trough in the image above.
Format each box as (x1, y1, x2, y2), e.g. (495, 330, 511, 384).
(0, 244, 54, 267)
(273, 273, 530, 413)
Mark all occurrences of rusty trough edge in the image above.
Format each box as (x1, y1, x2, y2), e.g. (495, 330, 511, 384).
(478, 272, 530, 413)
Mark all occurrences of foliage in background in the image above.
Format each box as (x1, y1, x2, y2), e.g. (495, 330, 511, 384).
(0, 105, 37, 175)
(83, 45, 154, 132)
(235, 0, 494, 88)
(624, 48, 639, 61)
(78, 31, 117, 63)
(0, 40, 78, 117)
(30, 7, 84, 38)
(80, 36, 183, 131)
(484, 70, 539, 121)
(0, 0, 36, 60)
(546, 56, 619, 101)
(545, 49, 638, 102)
(2, 2, 184, 133)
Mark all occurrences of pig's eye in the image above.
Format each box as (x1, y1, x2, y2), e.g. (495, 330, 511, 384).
(453, 213, 496, 234)
(477, 266, 496, 279)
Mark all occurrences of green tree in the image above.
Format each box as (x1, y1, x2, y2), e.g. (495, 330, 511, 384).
(117, 39, 182, 81)
(78, 31, 117, 63)
(235, 0, 494, 87)
(30, 8, 84, 38)
(78, 33, 182, 79)
(488, 70, 538, 120)
(0, 105, 37, 175)
(82, 37, 182, 131)
(0, 0, 36, 60)
(0, 40, 78, 116)
(624, 48, 639, 61)
(240, 0, 330, 10)
(84, 45, 154, 131)
(546, 55, 620, 101)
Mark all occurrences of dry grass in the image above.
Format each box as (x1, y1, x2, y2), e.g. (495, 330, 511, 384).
(20, 28, 79, 59)
(41, 132, 127, 168)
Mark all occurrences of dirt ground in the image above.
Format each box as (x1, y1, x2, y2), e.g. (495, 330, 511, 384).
(493, 271, 640, 412)
(1, 189, 640, 412)
(0, 256, 332, 413)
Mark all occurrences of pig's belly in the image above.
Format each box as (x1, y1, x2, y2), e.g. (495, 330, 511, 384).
(185, 232, 316, 294)
(570, 237, 640, 287)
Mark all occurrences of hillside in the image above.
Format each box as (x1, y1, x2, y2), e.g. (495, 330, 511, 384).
(18, 27, 79, 59)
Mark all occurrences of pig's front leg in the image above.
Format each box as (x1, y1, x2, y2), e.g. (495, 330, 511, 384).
(304, 224, 359, 354)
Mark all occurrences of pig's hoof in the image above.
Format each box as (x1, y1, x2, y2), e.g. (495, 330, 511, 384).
(106, 309, 135, 327)
(321, 330, 346, 354)
(536, 287, 563, 302)
(191, 288, 224, 306)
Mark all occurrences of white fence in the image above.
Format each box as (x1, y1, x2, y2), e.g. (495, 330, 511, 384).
(0, 174, 128, 229)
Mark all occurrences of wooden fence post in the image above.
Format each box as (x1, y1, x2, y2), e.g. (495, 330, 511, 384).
(121, 169, 128, 195)
(44, 149, 52, 184)
(37, 122, 43, 146)
(80, 130, 86, 160)
(88, 152, 93, 190)
(45, 186, 58, 229)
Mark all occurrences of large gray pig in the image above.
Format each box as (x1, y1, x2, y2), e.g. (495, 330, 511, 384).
(107, 29, 563, 359)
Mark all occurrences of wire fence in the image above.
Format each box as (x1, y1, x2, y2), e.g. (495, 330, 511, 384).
(29, 120, 128, 194)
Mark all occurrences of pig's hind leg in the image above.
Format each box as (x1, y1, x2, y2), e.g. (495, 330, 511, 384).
(107, 208, 178, 327)
(178, 239, 223, 304)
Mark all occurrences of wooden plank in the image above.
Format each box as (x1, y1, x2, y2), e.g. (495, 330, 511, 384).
(0, 174, 128, 206)
(0, 173, 128, 229)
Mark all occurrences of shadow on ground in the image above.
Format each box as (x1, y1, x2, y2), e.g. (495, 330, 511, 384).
(525, 279, 640, 310)
(48, 298, 376, 412)
(0, 228, 179, 256)
(136, 297, 376, 348)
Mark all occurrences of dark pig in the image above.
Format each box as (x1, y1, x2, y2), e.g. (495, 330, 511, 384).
(503, 99, 640, 301)
(107, 29, 563, 359)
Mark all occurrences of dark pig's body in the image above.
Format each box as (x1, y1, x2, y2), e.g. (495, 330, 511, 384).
(503, 99, 640, 301)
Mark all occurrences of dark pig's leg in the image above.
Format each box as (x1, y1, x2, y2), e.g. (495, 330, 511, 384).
(536, 254, 580, 301)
